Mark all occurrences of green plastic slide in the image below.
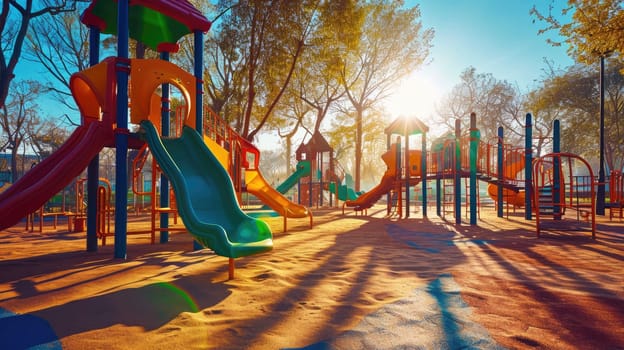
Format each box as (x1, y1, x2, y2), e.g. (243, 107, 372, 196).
(140, 120, 273, 258)
(259, 160, 310, 210)
(275, 160, 311, 194)
(327, 182, 362, 201)
(328, 173, 362, 201)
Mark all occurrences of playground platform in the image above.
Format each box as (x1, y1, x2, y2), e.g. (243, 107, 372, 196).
(1, 204, 623, 349)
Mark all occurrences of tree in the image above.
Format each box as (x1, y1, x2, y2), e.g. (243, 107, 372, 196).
(358, 111, 388, 188)
(531, 0, 624, 63)
(522, 88, 558, 158)
(255, 0, 363, 173)
(295, 55, 347, 137)
(325, 107, 387, 190)
(340, 1, 433, 191)
(28, 118, 71, 159)
(436, 67, 524, 144)
(24, 2, 89, 114)
(189, 19, 248, 124)
(295, 0, 362, 135)
(530, 60, 624, 171)
(258, 148, 288, 188)
(520, 60, 569, 157)
(273, 89, 313, 175)
(0, 80, 42, 181)
(204, 0, 315, 142)
(0, 0, 81, 109)
(325, 110, 357, 183)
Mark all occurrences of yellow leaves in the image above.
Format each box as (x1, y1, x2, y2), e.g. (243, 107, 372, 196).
(533, 0, 624, 64)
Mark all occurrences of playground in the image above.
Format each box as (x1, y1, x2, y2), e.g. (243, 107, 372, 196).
(1, 205, 623, 349)
(1, 1, 624, 349)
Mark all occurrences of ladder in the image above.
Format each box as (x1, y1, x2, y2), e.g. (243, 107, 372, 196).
(388, 189, 400, 217)
(441, 175, 454, 218)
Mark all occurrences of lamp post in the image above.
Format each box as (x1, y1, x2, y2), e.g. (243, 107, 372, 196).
(597, 53, 609, 215)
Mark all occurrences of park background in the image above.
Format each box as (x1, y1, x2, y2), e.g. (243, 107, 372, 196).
(1, 0, 621, 194)
(2, 2, 624, 349)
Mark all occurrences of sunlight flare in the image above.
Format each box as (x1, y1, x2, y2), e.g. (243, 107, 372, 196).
(386, 72, 442, 124)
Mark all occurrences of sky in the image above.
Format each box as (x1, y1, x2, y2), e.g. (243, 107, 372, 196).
(386, 0, 575, 126)
(10, 1, 576, 149)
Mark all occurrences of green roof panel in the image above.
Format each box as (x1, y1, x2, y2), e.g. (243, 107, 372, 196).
(82, 0, 211, 51)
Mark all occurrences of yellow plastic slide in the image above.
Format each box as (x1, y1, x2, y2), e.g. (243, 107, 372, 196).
(245, 169, 310, 218)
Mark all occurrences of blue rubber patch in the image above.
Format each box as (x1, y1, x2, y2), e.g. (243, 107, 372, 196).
(0, 307, 62, 350)
(286, 274, 504, 350)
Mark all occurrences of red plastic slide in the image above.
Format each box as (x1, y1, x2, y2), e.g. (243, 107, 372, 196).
(345, 145, 401, 210)
(0, 122, 112, 230)
(345, 173, 396, 210)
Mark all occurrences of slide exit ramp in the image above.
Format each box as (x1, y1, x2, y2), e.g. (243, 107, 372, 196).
(246, 169, 310, 219)
(140, 120, 273, 258)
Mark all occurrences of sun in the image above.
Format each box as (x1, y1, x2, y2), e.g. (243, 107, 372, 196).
(385, 71, 442, 126)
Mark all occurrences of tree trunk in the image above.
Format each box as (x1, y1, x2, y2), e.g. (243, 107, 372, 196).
(285, 136, 292, 174)
(355, 108, 363, 192)
(10, 146, 18, 182)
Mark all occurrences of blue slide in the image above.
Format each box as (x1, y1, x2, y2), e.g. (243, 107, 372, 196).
(140, 120, 273, 258)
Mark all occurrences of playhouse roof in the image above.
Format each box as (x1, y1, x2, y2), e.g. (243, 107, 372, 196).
(296, 131, 333, 155)
(385, 116, 429, 136)
(81, 0, 211, 52)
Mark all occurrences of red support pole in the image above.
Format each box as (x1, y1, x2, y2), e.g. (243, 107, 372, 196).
(228, 258, 235, 280)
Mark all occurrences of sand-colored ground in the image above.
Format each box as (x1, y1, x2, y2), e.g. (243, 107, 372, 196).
(1, 204, 623, 349)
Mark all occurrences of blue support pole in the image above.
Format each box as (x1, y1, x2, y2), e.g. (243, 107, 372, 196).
(525, 113, 533, 219)
(114, 0, 129, 259)
(436, 177, 441, 216)
(435, 145, 441, 217)
(395, 138, 402, 214)
(386, 133, 392, 215)
(469, 113, 478, 225)
(454, 119, 461, 224)
(553, 119, 561, 220)
(421, 132, 427, 217)
(160, 51, 170, 243)
(497, 127, 504, 218)
(193, 30, 204, 251)
(194, 30, 204, 135)
(404, 131, 410, 218)
(395, 137, 401, 179)
(597, 55, 606, 215)
(330, 153, 335, 207)
(86, 26, 100, 252)
(320, 153, 324, 207)
(309, 172, 313, 208)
